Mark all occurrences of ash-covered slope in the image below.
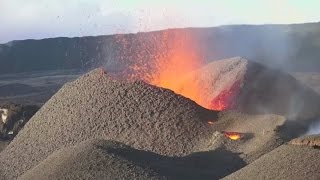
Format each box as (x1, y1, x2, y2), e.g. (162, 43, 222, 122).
(18, 139, 246, 180)
(223, 143, 320, 180)
(0, 69, 219, 179)
(0, 66, 306, 179)
(184, 57, 320, 120)
(290, 134, 320, 147)
(213, 112, 286, 163)
(18, 139, 168, 180)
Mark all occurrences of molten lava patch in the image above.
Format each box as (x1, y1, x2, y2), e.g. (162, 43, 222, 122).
(223, 131, 242, 141)
(210, 80, 242, 111)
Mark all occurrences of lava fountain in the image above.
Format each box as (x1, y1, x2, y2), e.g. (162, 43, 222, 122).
(114, 29, 238, 111)
(148, 30, 204, 107)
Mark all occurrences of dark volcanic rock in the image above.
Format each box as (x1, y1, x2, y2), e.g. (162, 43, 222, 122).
(0, 83, 40, 97)
(0, 102, 39, 139)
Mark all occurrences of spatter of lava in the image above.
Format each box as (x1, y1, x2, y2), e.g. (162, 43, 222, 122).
(148, 31, 204, 108)
(113, 30, 240, 111)
(210, 80, 242, 111)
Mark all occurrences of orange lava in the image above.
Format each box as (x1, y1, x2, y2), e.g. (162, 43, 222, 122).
(223, 131, 242, 140)
(210, 80, 241, 111)
(114, 30, 239, 111)
(149, 31, 204, 106)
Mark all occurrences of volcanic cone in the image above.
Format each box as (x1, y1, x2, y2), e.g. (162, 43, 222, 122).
(0, 69, 219, 179)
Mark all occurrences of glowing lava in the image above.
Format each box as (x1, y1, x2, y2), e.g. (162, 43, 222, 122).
(210, 81, 241, 111)
(223, 131, 242, 140)
(115, 30, 239, 111)
(148, 31, 204, 106)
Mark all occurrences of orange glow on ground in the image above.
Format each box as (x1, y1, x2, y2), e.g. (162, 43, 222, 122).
(223, 131, 242, 140)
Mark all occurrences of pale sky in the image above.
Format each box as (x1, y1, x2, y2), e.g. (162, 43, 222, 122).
(0, 0, 319, 43)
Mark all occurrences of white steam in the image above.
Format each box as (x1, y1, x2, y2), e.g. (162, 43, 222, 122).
(305, 120, 320, 135)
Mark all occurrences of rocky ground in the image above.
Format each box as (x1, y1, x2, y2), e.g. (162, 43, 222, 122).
(223, 141, 320, 180)
(0, 58, 319, 179)
(0, 70, 80, 105)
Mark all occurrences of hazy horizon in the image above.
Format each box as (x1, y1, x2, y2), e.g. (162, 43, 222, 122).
(1, 0, 320, 43)
(1, 21, 320, 44)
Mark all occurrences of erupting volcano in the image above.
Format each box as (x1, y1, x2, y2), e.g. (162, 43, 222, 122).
(120, 30, 237, 111)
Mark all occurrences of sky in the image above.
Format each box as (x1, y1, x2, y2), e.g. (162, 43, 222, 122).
(0, 0, 320, 43)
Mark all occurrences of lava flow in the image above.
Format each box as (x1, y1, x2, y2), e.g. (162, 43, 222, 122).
(210, 80, 242, 111)
(223, 131, 242, 140)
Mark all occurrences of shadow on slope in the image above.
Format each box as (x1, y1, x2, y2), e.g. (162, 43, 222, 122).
(19, 139, 246, 180)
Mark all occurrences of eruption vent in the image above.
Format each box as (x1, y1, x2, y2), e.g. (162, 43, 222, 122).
(149, 35, 204, 108)
(113, 30, 241, 111)
(210, 80, 241, 111)
(223, 131, 242, 141)
(119, 30, 237, 110)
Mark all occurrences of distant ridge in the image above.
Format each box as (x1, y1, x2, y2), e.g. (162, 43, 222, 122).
(1, 22, 320, 74)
